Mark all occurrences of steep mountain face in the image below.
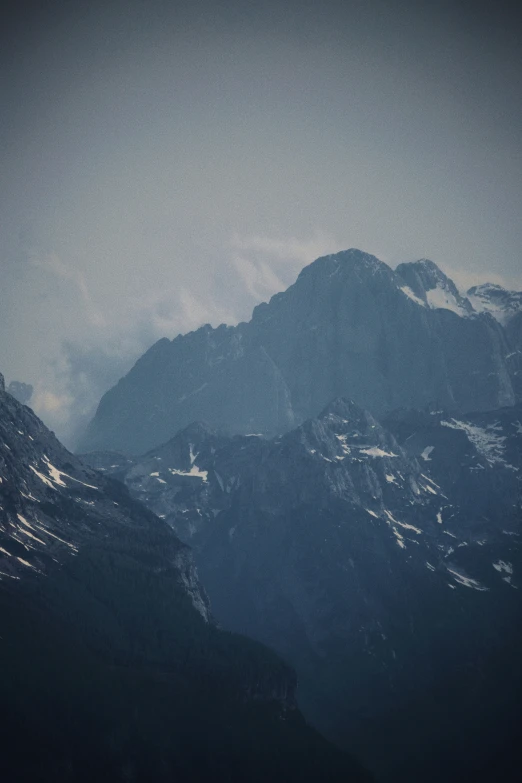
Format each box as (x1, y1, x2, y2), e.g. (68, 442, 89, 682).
(0, 375, 370, 783)
(395, 258, 474, 316)
(6, 379, 33, 404)
(84, 398, 522, 782)
(467, 282, 522, 325)
(80, 249, 521, 455)
(464, 281, 522, 400)
(383, 404, 522, 534)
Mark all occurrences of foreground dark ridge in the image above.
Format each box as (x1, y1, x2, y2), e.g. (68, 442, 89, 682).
(79, 248, 522, 454)
(83, 397, 522, 782)
(0, 374, 371, 783)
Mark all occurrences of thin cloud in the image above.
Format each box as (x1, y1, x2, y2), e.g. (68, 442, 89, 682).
(229, 232, 338, 302)
(440, 265, 522, 295)
(28, 278, 241, 447)
(230, 232, 336, 263)
(28, 252, 107, 328)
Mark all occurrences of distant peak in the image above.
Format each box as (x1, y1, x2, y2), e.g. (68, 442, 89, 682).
(466, 282, 522, 324)
(396, 259, 473, 317)
(396, 258, 449, 287)
(144, 420, 216, 458)
(170, 420, 216, 443)
(318, 397, 375, 423)
(329, 248, 387, 269)
(413, 257, 439, 269)
(467, 282, 506, 295)
(293, 248, 392, 290)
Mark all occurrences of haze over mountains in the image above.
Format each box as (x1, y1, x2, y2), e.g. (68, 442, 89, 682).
(80, 250, 522, 455)
(77, 248, 522, 780)
(84, 396, 522, 781)
(0, 374, 368, 782)
(2, 247, 522, 782)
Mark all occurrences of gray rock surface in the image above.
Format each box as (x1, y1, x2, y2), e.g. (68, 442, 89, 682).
(1, 377, 370, 783)
(80, 249, 522, 455)
(83, 397, 522, 781)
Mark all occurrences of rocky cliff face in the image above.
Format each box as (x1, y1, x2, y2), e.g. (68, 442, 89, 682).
(79, 249, 521, 455)
(84, 397, 522, 781)
(0, 381, 370, 782)
(467, 282, 522, 324)
(0, 370, 205, 612)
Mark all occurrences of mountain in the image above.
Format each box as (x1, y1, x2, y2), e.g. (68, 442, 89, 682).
(466, 282, 522, 325)
(0, 374, 370, 783)
(79, 249, 521, 455)
(395, 258, 474, 316)
(83, 398, 522, 782)
(464, 282, 522, 399)
(6, 379, 33, 404)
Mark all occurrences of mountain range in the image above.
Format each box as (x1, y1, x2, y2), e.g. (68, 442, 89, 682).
(83, 395, 522, 781)
(0, 373, 368, 782)
(80, 250, 522, 455)
(3, 247, 522, 782)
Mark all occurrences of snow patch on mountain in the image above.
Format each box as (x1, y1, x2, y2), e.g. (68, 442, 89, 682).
(492, 560, 513, 575)
(446, 566, 488, 591)
(426, 285, 469, 316)
(467, 283, 522, 325)
(360, 447, 398, 458)
(169, 465, 208, 482)
(399, 286, 426, 307)
(440, 419, 510, 467)
(30, 465, 56, 489)
(384, 509, 422, 535)
(421, 446, 434, 461)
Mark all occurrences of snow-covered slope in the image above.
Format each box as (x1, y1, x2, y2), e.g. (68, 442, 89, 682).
(467, 282, 522, 325)
(395, 258, 475, 316)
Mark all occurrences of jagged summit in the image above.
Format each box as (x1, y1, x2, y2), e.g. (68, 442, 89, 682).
(303, 396, 403, 465)
(144, 419, 216, 455)
(316, 397, 382, 437)
(469, 282, 505, 294)
(396, 259, 474, 316)
(467, 281, 522, 324)
(79, 248, 521, 454)
(296, 248, 391, 281)
(318, 396, 368, 420)
(252, 249, 393, 325)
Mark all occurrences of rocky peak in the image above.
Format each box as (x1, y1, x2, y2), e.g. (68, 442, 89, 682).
(6, 380, 33, 405)
(148, 420, 216, 462)
(296, 248, 394, 286)
(467, 282, 522, 324)
(318, 397, 380, 430)
(396, 259, 474, 316)
(79, 249, 521, 454)
(251, 249, 393, 325)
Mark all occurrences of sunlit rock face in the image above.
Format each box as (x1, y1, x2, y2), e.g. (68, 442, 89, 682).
(80, 249, 520, 455)
(83, 396, 522, 782)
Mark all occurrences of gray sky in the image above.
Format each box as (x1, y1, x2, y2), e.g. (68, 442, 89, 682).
(1, 0, 521, 446)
